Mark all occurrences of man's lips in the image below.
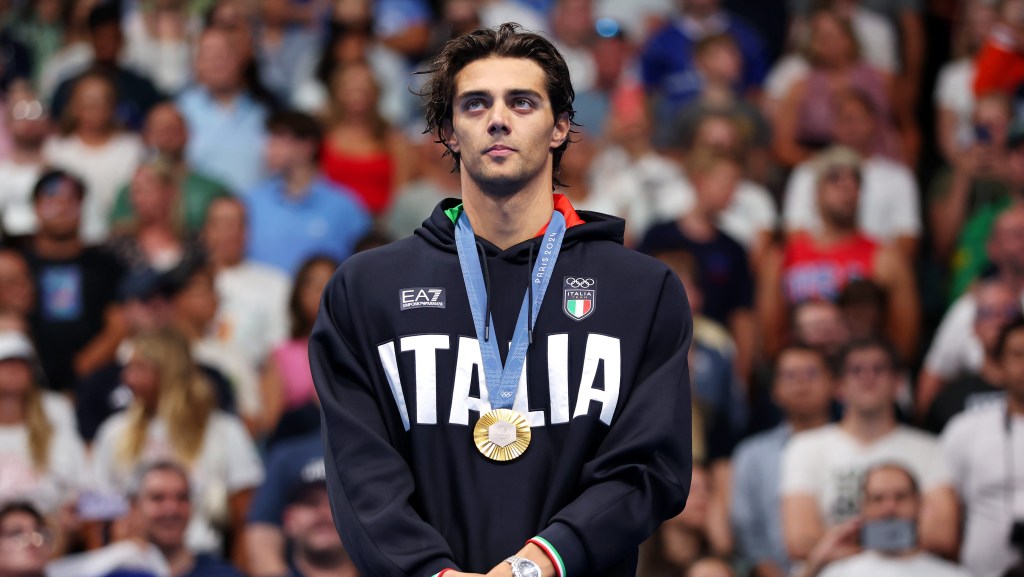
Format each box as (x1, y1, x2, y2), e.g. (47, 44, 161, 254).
(484, 144, 517, 157)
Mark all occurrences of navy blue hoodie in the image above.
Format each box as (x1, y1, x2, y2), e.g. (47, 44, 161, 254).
(310, 198, 693, 577)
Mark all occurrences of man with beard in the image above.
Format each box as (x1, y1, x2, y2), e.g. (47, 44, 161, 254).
(283, 480, 359, 577)
(0, 86, 49, 239)
(758, 146, 919, 362)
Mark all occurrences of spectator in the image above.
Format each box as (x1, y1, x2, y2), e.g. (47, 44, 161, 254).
(920, 206, 1024, 414)
(0, 330, 88, 515)
(90, 328, 263, 559)
(281, 477, 359, 577)
(123, 0, 197, 95)
(42, 71, 145, 243)
(784, 89, 921, 259)
(640, 0, 768, 122)
(639, 154, 755, 377)
(23, 170, 126, 392)
(549, 0, 598, 94)
(254, 0, 319, 106)
(202, 197, 290, 370)
(773, 7, 906, 167)
(935, 0, 997, 164)
(0, 249, 34, 319)
(204, 0, 282, 113)
(110, 103, 231, 235)
(6, 0, 66, 89)
(942, 318, 1024, 577)
(790, 299, 851, 362)
(926, 279, 1020, 433)
(0, 501, 54, 577)
(383, 135, 462, 240)
(108, 157, 205, 274)
(572, 24, 635, 139)
(245, 110, 371, 275)
(177, 27, 269, 195)
(837, 280, 888, 344)
(973, 0, 1024, 96)
(732, 345, 834, 577)
(319, 61, 411, 216)
(37, 0, 95, 101)
(0, 90, 48, 239)
(930, 92, 1017, 270)
(687, 558, 735, 577)
(758, 147, 919, 361)
(798, 464, 971, 577)
(245, 432, 324, 577)
(259, 256, 338, 443)
(49, 3, 164, 131)
(780, 339, 959, 562)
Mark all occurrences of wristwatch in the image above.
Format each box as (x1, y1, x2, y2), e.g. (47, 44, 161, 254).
(505, 556, 542, 577)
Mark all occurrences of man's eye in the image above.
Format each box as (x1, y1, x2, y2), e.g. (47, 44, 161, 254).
(465, 99, 485, 111)
(513, 98, 533, 108)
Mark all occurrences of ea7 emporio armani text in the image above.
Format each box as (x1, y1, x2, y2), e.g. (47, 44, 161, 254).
(376, 333, 622, 430)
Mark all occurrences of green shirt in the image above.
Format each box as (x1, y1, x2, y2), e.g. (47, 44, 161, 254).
(110, 171, 230, 234)
(949, 197, 1012, 301)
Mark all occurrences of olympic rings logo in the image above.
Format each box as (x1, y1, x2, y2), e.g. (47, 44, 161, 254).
(565, 278, 595, 288)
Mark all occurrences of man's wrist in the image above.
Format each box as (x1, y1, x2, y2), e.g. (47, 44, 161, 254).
(516, 542, 557, 577)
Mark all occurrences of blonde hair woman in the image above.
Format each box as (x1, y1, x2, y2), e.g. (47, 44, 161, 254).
(90, 328, 264, 562)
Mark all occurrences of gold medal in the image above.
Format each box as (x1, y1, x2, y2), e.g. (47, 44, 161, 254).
(473, 408, 531, 462)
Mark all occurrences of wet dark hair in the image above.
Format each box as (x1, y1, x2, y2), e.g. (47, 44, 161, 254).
(418, 22, 576, 186)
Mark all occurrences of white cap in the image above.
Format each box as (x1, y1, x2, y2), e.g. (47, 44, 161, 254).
(0, 331, 36, 362)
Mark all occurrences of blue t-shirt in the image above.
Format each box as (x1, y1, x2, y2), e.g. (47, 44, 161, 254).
(245, 176, 372, 275)
(637, 221, 753, 326)
(248, 433, 325, 526)
(181, 554, 246, 577)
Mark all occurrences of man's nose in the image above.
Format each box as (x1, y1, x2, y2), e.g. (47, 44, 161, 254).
(487, 101, 511, 136)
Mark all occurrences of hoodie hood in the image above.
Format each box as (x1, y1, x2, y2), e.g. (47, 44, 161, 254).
(415, 197, 626, 262)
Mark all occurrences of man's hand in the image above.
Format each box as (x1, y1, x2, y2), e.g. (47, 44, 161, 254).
(800, 518, 862, 577)
(484, 542, 557, 577)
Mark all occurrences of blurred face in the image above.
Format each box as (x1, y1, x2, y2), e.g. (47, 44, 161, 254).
(196, 32, 244, 93)
(209, 0, 254, 59)
(816, 166, 860, 230)
(143, 105, 188, 157)
(809, 12, 856, 67)
(861, 467, 918, 522)
(552, 0, 594, 46)
(91, 22, 123, 64)
(172, 273, 218, 329)
(71, 77, 115, 133)
(793, 301, 850, 357)
(840, 346, 897, 416)
(283, 486, 345, 558)
(331, 65, 378, 118)
(0, 511, 52, 574)
(1002, 0, 1024, 31)
(682, 0, 719, 18)
(264, 132, 314, 173)
(0, 359, 32, 398)
(989, 209, 1024, 275)
(974, 283, 1021, 355)
(973, 96, 1011, 152)
(446, 57, 570, 197)
(832, 96, 876, 152)
(129, 167, 177, 223)
(36, 0, 63, 22)
(34, 178, 83, 240)
(300, 263, 336, 324)
(1001, 329, 1024, 401)
(773, 349, 833, 421)
(8, 99, 49, 148)
(966, 1, 997, 52)
(0, 253, 34, 315)
(121, 352, 160, 410)
(687, 559, 733, 577)
(694, 162, 740, 215)
(592, 37, 630, 89)
(134, 469, 191, 551)
(697, 42, 742, 85)
(262, 0, 290, 25)
(692, 117, 740, 157)
(202, 199, 247, 267)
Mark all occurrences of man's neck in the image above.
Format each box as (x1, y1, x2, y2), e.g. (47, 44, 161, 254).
(0, 395, 24, 426)
(208, 254, 243, 274)
(817, 225, 857, 247)
(34, 234, 82, 260)
(840, 410, 896, 443)
(678, 208, 718, 242)
(207, 85, 241, 107)
(285, 164, 317, 198)
(9, 143, 44, 165)
(461, 178, 554, 250)
(162, 544, 195, 577)
(788, 413, 830, 434)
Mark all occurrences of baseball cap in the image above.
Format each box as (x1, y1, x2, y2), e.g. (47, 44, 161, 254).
(116, 268, 171, 303)
(0, 331, 36, 362)
(286, 457, 327, 506)
(814, 146, 862, 185)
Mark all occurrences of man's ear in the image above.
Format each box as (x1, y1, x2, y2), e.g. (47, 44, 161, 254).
(442, 118, 460, 153)
(551, 111, 571, 148)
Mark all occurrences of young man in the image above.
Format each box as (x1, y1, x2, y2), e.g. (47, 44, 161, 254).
(780, 339, 959, 562)
(0, 501, 52, 577)
(283, 479, 359, 577)
(310, 23, 693, 577)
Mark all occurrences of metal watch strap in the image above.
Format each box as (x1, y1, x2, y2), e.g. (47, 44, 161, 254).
(505, 556, 541, 577)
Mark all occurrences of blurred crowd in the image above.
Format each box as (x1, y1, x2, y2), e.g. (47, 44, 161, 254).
(0, 0, 1022, 577)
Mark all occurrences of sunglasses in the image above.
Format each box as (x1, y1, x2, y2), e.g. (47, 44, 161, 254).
(11, 100, 45, 121)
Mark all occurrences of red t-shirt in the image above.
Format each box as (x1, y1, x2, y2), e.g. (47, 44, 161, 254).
(974, 29, 1024, 96)
(782, 232, 879, 304)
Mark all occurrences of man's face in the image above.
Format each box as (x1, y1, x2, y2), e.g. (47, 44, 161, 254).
(773, 350, 833, 421)
(793, 301, 850, 357)
(840, 347, 897, 415)
(817, 166, 860, 230)
(989, 209, 1024, 275)
(0, 511, 52, 574)
(861, 467, 919, 522)
(692, 117, 740, 157)
(91, 22, 123, 64)
(832, 97, 876, 153)
(8, 99, 49, 148)
(143, 105, 188, 157)
(34, 178, 82, 240)
(202, 199, 247, 267)
(0, 252, 34, 315)
(196, 32, 243, 93)
(974, 283, 1020, 355)
(264, 132, 313, 173)
(134, 469, 191, 551)
(172, 273, 218, 330)
(446, 57, 570, 197)
(694, 162, 740, 215)
(1001, 329, 1024, 401)
(0, 358, 33, 399)
(283, 486, 345, 558)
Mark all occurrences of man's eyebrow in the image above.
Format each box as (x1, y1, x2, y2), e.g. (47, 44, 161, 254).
(456, 89, 545, 101)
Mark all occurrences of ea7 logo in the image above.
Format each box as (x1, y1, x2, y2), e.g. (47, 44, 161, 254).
(400, 287, 446, 310)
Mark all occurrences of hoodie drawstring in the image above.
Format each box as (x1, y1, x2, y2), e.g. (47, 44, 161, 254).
(527, 243, 535, 345)
(476, 241, 492, 342)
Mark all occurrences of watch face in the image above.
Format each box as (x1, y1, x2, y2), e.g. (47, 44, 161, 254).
(513, 559, 542, 577)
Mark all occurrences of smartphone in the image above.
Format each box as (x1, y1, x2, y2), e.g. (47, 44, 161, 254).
(860, 519, 916, 553)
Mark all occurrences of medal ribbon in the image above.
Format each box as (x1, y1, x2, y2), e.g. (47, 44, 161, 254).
(455, 209, 566, 410)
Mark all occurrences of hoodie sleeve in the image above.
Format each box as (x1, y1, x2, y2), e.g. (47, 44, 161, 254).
(533, 269, 693, 577)
(310, 268, 460, 577)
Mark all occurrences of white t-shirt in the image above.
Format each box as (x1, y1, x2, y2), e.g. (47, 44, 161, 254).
(122, 11, 197, 95)
(0, 160, 42, 236)
(42, 133, 144, 243)
(941, 401, 1024, 577)
(783, 155, 921, 243)
(819, 550, 972, 577)
(91, 411, 264, 553)
(212, 261, 291, 369)
(781, 424, 951, 525)
(43, 391, 79, 436)
(934, 59, 976, 153)
(922, 291, 1024, 380)
(0, 420, 88, 513)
